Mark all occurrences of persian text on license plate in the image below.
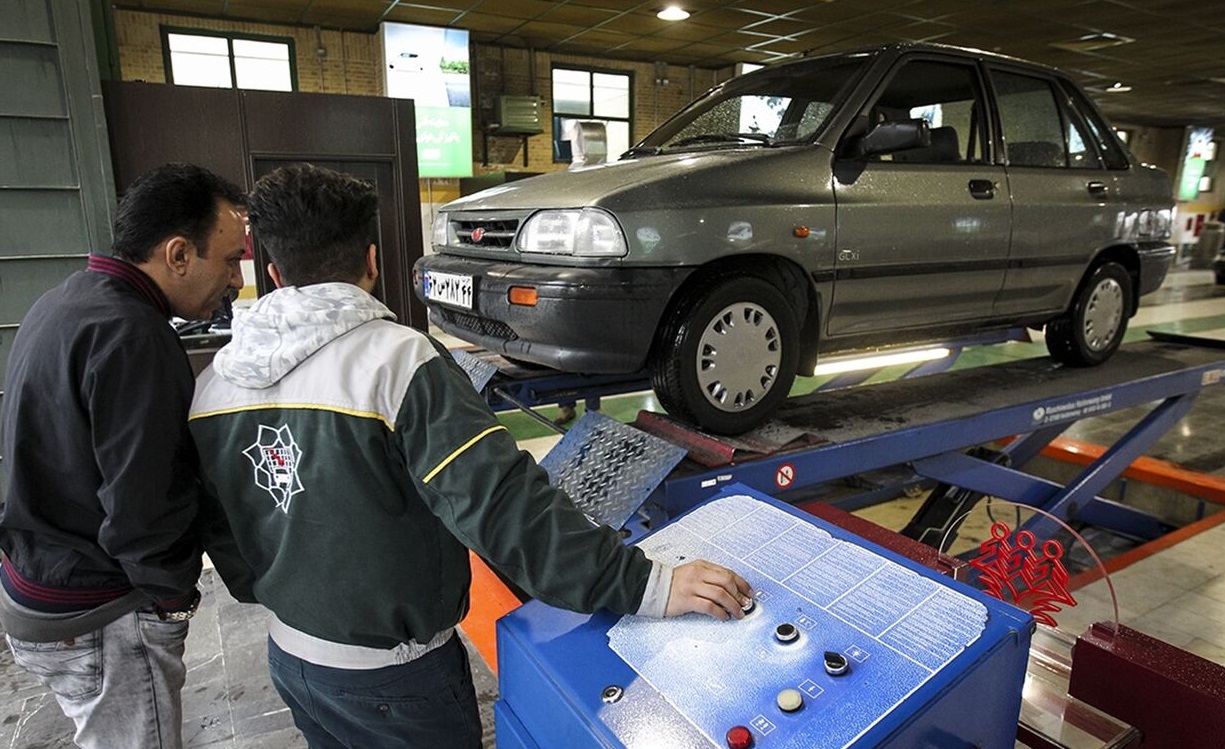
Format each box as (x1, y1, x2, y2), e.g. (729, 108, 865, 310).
(424, 271, 473, 309)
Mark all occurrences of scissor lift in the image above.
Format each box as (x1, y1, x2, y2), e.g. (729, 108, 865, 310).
(458, 336, 1225, 544)
(467, 335, 1225, 749)
(628, 338, 1225, 544)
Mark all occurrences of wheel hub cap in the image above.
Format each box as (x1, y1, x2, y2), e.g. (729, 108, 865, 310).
(696, 302, 782, 412)
(1083, 277, 1124, 351)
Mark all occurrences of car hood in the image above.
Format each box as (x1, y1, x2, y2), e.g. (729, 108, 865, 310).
(444, 147, 827, 213)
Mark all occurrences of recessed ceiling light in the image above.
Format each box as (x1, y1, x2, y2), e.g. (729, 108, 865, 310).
(1051, 32, 1134, 52)
(657, 6, 690, 21)
(1106, 81, 1132, 93)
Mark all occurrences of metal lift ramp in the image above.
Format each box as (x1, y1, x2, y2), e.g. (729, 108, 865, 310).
(632, 338, 1225, 544)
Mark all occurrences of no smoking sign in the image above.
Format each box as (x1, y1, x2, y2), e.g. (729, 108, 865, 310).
(775, 463, 795, 489)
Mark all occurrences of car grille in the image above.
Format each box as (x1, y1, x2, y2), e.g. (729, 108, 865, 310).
(453, 218, 520, 249)
(437, 308, 519, 341)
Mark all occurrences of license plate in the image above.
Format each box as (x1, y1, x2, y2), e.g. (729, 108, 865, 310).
(423, 270, 474, 309)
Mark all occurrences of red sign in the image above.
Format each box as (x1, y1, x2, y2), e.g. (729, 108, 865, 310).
(970, 521, 1076, 628)
(776, 463, 795, 489)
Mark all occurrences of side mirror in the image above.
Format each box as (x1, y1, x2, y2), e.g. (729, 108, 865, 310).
(848, 118, 931, 158)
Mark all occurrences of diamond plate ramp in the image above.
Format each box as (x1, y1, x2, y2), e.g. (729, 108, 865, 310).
(450, 348, 499, 393)
(540, 412, 687, 529)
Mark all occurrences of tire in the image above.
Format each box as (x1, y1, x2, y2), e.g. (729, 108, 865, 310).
(1045, 261, 1131, 366)
(650, 277, 800, 434)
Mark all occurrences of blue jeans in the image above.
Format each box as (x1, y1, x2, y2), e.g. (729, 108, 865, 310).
(267, 632, 482, 749)
(6, 609, 189, 749)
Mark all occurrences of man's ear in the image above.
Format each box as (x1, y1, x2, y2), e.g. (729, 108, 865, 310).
(366, 244, 379, 282)
(267, 262, 287, 289)
(163, 236, 193, 276)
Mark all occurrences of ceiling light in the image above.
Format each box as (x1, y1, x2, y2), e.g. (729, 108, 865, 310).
(1051, 32, 1134, 52)
(1106, 82, 1132, 93)
(657, 6, 689, 21)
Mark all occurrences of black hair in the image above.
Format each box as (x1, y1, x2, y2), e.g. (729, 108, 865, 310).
(110, 163, 245, 262)
(246, 164, 379, 287)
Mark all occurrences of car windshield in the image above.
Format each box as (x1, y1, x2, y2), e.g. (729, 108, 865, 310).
(630, 57, 869, 156)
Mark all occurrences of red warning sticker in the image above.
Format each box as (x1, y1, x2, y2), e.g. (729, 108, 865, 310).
(776, 463, 795, 489)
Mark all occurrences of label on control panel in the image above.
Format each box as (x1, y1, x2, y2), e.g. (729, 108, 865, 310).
(608, 494, 988, 749)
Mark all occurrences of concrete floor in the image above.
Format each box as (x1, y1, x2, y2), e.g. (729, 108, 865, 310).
(4, 269, 1225, 747)
(0, 568, 499, 749)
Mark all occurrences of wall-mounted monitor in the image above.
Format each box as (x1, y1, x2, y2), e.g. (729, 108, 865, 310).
(381, 23, 472, 178)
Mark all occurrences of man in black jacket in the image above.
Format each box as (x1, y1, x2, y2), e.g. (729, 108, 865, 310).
(0, 163, 247, 749)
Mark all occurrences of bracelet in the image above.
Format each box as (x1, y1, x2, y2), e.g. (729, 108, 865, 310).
(157, 588, 202, 622)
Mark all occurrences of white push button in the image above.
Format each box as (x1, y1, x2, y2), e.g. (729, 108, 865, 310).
(776, 688, 803, 712)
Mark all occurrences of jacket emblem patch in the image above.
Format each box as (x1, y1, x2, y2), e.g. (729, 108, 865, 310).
(242, 424, 304, 514)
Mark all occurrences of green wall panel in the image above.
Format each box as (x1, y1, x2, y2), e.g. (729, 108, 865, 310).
(0, 190, 91, 255)
(0, 118, 77, 186)
(0, 43, 67, 116)
(0, 256, 86, 324)
(1, 0, 54, 42)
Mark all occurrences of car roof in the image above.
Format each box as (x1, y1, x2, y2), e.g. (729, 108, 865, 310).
(747, 41, 1066, 80)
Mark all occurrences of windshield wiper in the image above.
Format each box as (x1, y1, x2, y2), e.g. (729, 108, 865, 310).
(669, 132, 776, 148)
(621, 145, 662, 158)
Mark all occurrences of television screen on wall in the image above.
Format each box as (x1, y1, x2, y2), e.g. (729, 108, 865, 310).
(1177, 126, 1214, 202)
(381, 23, 473, 178)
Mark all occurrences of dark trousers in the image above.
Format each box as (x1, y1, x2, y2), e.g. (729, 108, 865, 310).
(267, 633, 482, 749)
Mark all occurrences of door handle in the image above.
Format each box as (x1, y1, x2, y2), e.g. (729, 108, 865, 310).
(968, 179, 995, 200)
(1087, 180, 1109, 196)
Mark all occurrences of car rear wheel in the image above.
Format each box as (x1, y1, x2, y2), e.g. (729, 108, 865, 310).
(650, 277, 799, 434)
(1045, 261, 1131, 366)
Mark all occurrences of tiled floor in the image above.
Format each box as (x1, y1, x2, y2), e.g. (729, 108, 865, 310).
(4, 269, 1225, 747)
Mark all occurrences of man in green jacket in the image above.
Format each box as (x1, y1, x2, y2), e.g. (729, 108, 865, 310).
(189, 163, 752, 749)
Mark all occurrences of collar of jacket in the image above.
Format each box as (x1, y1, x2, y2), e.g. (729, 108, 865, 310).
(87, 255, 172, 318)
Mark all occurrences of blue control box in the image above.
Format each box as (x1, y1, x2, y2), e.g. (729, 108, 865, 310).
(495, 486, 1033, 749)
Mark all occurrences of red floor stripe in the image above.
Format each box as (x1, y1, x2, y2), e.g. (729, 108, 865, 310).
(1041, 436, 1225, 506)
(1068, 509, 1225, 591)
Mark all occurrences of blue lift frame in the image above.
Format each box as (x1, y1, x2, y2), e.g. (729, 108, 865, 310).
(459, 328, 1030, 424)
(637, 339, 1225, 543)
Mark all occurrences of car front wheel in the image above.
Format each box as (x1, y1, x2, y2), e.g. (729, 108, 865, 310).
(1045, 261, 1131, 366)
(650, 277, 799, 434)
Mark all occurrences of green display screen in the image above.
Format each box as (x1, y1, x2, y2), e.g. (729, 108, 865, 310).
(381, 23, 473, 178)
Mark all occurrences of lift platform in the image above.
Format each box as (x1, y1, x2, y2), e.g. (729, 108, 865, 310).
(476, 336, 1225, 749)
(606, 338, 1225, 545)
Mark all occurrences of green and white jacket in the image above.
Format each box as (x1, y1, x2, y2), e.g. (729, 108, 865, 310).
(190, 283, 666, 658)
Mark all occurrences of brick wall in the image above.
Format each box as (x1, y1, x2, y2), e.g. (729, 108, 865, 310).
(113, 10, 725, 177)
(114, 10, 384, 95)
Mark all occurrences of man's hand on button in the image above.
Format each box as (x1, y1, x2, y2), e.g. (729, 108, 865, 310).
(665, 560, 753, 620)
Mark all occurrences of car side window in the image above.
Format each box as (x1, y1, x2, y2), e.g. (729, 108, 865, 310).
(1063, 82, 1132, 170)
(993, 69, 1102, 170)
(862, 58, 989, 165)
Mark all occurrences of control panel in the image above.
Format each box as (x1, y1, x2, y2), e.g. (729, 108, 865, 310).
(496, 486, 1033, 749)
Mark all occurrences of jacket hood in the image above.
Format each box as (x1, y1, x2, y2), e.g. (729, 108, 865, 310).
(213, 283, 395, 389)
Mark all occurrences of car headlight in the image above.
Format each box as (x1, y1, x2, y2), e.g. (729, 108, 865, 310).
(431, 212, 450, 248)
(516, 208, 627, 257)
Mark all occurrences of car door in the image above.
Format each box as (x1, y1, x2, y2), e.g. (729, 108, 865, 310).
(989, 66, 1126, 317)
(828, 56, 1010, 338)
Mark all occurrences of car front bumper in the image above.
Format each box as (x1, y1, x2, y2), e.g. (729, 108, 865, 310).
(413, 255, 692, 373)
(1136, 242, 1177, 296)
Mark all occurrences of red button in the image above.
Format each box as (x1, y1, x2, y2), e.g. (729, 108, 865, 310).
(726, 725, 754, 749)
